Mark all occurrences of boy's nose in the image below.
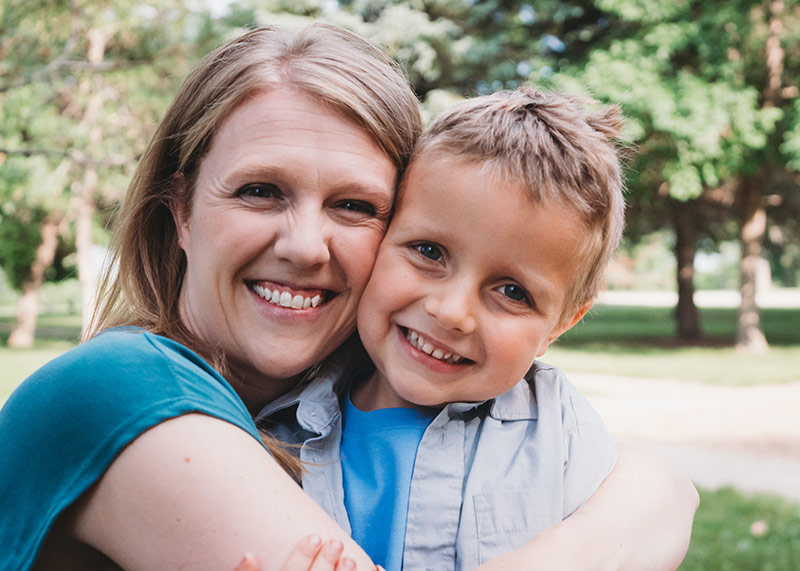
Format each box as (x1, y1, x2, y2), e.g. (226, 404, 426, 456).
(423, 285, 477, 335)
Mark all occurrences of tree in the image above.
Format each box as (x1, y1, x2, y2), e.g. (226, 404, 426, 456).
(557, 0, 800, 349)
(0, 0, 222, 345)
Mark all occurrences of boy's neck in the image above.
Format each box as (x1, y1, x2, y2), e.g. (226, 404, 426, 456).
(350, 370, 441, 413)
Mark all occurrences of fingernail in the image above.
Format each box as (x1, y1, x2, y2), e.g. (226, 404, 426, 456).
(324, 539, 343, 553)
(308, 534, 322, 546)
(341, 557, 356, 570)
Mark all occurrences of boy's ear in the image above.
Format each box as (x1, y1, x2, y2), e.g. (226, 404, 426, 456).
(170, 173, 190, 250)
(537, 301, 593, 357)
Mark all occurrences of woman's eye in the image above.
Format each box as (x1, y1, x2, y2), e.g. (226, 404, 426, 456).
(237, 183, 280, 199)
(415, 243, 443, 261)
(499, 284, 529, 304)
(336, 200, 376, 216)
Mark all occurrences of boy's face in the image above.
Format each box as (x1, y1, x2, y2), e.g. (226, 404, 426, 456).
(355, 153, 592, 410)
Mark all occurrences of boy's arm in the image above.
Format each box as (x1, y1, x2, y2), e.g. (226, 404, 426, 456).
(475, 443, 699, 571)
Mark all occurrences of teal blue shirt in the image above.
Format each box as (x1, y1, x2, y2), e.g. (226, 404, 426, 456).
(0, 328, 262, 570)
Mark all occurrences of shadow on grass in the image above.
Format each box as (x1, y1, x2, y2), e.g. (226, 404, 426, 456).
(560, 306, 800, 349)
(0, 315, 82, 346)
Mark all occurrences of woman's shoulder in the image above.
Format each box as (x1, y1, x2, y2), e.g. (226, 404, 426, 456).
(51, 327, 208, 375)
(3, 327, 245, 430)
(20, 328, 216, 392)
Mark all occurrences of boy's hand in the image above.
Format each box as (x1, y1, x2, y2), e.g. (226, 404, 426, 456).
(235, 535, 360, 571)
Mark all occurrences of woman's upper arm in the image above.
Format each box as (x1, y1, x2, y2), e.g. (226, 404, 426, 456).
(476, 443, 699, 571)
(70, 413, 373, 571)
(590, 442, 699, 570)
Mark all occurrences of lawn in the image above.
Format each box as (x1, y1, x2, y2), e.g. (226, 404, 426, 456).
(681, 488, 800, 570)
(3, 305, 799, 404)
(0, 313, 82, 405)
(546, 305, 800, 385)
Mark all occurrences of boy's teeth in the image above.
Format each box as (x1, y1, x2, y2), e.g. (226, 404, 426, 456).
(405, 329, 463, 364)
(252, 284, 322, 310)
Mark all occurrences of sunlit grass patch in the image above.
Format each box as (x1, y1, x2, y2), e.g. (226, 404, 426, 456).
(681, 488, 800, 571)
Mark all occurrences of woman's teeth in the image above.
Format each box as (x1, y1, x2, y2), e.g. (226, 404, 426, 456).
(406, 329, 464, 364)
(252, 284, 321, 309)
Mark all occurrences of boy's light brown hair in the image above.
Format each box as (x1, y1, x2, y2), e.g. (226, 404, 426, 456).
(407, 86, 626, 320)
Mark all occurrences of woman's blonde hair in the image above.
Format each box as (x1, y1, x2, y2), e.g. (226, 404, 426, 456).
(89, 23, 421, 476)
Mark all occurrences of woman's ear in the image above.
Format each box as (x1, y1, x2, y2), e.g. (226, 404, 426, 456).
(537, 301, 593, 357)
(170, 173, 190, 250)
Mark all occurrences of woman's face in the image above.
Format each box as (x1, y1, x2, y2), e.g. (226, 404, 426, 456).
(175, 87, 397, 409)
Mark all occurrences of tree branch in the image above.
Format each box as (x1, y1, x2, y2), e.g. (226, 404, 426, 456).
(0, 147, 133, 168)
(0, 60, 137, 93)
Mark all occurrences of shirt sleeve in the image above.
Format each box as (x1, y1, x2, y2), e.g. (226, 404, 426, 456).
(560, 377, 618, 517)
(0, 328, 261, 570)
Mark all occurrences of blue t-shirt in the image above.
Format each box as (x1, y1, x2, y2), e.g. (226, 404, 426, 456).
(0, 328, 262, 570)
(340, 393, 435, 571)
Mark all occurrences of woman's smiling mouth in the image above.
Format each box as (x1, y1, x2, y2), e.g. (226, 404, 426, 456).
(249, 282, 328, 310)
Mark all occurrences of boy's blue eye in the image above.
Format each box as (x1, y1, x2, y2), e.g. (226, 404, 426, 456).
(416, 243, 442, 261)
(501, 284, 528, 303)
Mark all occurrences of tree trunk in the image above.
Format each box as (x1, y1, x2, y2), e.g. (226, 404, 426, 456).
(733, 0, 784, 353)
(736, 175, 769, 353)
(74, 27, 109, 338)
(7, 219, 60, 348)
(74, 167, 98, 337)
(671, 199, 701, 342)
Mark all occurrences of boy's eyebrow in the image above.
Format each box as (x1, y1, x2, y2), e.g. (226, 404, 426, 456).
(506, 261, 567, 312)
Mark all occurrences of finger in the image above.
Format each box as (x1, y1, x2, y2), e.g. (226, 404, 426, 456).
(335, 555, 357, 571)
(280, 535, 324, 571)
(306, 538, 344, 571)
(234, 552, 259, 571)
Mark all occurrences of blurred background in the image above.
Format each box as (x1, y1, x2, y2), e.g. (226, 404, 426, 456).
(1, 1, 799, 568)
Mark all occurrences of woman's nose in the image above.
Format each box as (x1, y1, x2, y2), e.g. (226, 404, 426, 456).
(272, 208, 331, 269)
(423, 284, 477, 335)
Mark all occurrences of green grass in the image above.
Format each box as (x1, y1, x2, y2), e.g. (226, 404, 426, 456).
(680, 488, 800, 571)
(0, 314, 82, 405)
(545, 305, 800, 385)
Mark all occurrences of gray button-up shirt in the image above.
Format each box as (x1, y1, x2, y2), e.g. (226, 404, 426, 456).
(257, 359, 616, 570)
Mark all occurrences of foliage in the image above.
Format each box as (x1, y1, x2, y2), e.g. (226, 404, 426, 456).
(0, 0, 223, 295)
(552, 0, 798, 216)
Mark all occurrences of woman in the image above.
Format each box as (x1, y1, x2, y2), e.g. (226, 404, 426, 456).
(0, 24, 696, 570)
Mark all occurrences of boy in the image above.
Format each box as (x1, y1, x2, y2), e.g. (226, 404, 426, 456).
(258, 86, 626, 570)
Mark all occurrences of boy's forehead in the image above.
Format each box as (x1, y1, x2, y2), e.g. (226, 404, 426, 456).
(398, 152, 496, 203)
(396, 151, 537, 216)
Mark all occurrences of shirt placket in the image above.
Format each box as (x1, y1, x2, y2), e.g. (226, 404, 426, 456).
(402, 410, 465, 571)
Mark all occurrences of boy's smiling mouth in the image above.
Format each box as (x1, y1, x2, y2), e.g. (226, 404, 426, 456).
(402, 327, 470, 365)
(248, 281, 328, 310)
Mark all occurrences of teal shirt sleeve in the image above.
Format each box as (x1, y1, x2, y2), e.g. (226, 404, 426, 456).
(0, 328, 262, 570)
